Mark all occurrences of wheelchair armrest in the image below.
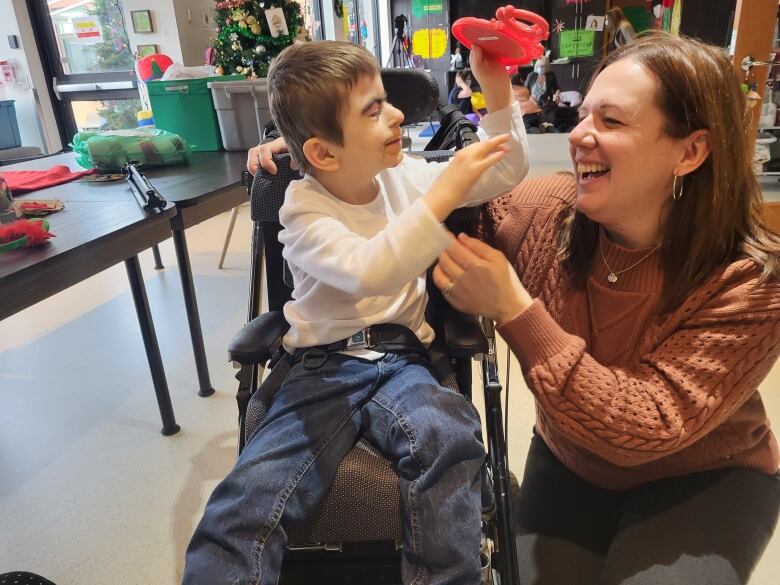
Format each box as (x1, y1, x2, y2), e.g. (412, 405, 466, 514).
(442, 304, 489, 359)
(228, 311, 290, 365)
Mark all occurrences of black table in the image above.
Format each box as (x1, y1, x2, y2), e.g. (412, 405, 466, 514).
(144, 151, 249, 398)
(1, 152, 250, 424)
(0, 157, 180, 435)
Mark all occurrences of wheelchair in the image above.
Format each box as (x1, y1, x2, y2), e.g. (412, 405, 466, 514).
(229, 69, 519, 585)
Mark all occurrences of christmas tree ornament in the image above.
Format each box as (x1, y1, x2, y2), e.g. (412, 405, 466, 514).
(215, 65, 225, 75)
(232, 9, 249, 28)
(294, 25, 309, 44)
(251, 23, 262, 35)
(265, 7, 289, 38)
(254, 44, 266, 55)
(136, 53, 174, 82)
(246, 15, 257, 25)
(236, 65, 244, 73)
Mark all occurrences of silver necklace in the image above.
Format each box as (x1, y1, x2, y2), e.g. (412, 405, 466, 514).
(599, 237, 660, 284)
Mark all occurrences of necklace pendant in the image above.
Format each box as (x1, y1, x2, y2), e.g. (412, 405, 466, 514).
(607, 273, 618, 283)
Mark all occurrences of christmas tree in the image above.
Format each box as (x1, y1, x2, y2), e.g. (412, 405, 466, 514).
(88, 0, 135, 73)
(211, 1, 307, 78)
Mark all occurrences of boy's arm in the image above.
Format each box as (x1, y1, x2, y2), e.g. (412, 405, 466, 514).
(401, 101, 528, 207)
(280, 183, 453, 297)
(400, 45, 528, 207)
(281, 135, 511, 295)
(470, 45, 512, 113)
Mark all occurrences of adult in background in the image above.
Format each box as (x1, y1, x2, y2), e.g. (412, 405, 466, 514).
(524, 54, 560, 108)
(511, 73, 545, 134)
(606, 7, 637, 52)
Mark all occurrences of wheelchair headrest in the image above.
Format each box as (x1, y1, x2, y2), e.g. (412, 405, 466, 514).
(380, 68, 439, 126)
(251, 153, 301, 222)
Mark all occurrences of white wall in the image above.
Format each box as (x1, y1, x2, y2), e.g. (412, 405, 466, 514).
(323, 2, 347, 42)
(378, 0, 391, 66)
(0, 0, 61, 153)
(120, 1, 183, 63)
(171, 0, 216, 66)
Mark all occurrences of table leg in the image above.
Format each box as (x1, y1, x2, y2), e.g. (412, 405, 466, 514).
(151, 244, 164, 270)
(125, 255, 180, 436)
(172, 226, 216, 397)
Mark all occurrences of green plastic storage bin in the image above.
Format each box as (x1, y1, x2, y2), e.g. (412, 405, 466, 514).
(146, 75, 244, 151)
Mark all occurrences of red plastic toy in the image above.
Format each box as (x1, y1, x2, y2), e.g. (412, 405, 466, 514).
(451, 5, 549, 67)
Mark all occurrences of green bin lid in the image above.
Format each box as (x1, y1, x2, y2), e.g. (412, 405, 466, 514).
(146, 75, 245, 96)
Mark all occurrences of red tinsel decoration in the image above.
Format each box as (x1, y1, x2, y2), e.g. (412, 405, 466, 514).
(0, 219, 54, 247)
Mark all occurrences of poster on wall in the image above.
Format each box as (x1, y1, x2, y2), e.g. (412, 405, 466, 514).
(72, 16, 103, 44)
(412, 0, 444, 19)
(412, 28, 447, 59)
(585, 15, 604, 32)
(559, 29, 595, 58)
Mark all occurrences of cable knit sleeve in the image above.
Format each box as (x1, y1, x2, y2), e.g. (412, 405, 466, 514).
(477, 173, 575, 260)
(497, 265, 780, 467)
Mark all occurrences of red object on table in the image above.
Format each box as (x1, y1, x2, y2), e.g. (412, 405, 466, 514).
(0, 219, 53, 247)
(452, 5, 549, 67)
(0, 165, 96, 194)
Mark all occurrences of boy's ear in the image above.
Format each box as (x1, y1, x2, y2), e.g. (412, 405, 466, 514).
(302, 137, 340, 172)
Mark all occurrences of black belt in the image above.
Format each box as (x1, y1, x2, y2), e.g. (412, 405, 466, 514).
(294, 324, 427, 367)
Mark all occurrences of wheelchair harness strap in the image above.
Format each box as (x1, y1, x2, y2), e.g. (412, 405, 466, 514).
(294, 324, 428, 365)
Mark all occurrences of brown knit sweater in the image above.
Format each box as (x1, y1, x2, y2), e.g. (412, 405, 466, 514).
(485, 174, 780, 490)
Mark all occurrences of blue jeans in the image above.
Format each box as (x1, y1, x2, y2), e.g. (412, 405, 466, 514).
(183, 351, 486, 585)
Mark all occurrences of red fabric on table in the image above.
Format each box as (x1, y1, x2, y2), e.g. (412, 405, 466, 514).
(0, 165, 96, 194)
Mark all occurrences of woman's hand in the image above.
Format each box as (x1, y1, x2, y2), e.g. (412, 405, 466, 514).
(246, 136, 295, 175)
(433, 233, 533, 325)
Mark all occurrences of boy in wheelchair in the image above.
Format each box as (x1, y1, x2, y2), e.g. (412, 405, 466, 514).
(183, 41, 528, 585)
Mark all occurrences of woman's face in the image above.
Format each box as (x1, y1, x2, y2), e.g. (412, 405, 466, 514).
(568, 59, 688, 240)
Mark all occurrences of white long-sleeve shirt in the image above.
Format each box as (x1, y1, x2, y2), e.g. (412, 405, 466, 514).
(279, 101, 528, 351)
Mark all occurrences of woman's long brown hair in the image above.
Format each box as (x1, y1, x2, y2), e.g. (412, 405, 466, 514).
(558, 33, 780, 312)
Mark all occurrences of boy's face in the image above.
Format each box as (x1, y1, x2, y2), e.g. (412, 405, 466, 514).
(334, 73, 405, 178)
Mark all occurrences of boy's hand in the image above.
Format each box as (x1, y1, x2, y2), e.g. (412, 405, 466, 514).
(469, 45, 512, 113)
(424, 134, 511, 221)
(247, 136, 296, 175)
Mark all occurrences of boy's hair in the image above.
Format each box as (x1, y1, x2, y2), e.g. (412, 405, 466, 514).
(267, 41, 380, 174)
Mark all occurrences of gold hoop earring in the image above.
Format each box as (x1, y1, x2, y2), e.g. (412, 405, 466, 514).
(672, 174, 684, 201)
